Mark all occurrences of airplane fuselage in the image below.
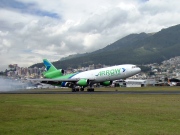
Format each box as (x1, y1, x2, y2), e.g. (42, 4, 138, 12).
(62, 64, 141, 83)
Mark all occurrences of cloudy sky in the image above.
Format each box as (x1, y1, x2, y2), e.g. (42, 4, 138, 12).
(1, 0, 180, 71)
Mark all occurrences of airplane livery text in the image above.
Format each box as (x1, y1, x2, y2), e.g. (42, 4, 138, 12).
(97, 68, 126, 77)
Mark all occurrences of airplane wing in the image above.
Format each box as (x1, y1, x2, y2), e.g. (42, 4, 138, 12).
(27, 78, 80, 82)
(27, 78, 95, 85)
(27, 78, 96, 87)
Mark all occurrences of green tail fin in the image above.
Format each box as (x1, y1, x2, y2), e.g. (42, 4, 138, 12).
(43, 59, 57, 73)
(43, 59, 64, 78)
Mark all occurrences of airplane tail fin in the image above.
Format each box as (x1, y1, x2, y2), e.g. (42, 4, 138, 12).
(43, 59, 57, 73)
(43, 59, 64, 78)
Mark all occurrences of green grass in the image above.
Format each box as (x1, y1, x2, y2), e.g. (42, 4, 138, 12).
(0, 94, 180, 135)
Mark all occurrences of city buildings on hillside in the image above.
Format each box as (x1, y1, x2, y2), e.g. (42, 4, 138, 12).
(4, 56, 180, 84)
(7, 64, 45, 78)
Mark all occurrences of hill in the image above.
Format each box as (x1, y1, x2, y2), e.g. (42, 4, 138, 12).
(31, 24, 180, 69)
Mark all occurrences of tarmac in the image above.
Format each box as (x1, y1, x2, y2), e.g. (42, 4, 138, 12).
(1, 89, 180, 94)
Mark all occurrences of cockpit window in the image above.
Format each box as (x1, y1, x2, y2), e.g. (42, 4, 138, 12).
(132, 66, 138, 68)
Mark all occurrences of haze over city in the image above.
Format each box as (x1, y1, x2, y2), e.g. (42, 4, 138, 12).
(1, 0, 180, 71)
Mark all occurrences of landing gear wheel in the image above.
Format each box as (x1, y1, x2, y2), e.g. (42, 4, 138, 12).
(76, 88, 80, 91)
(80, 88, 84, 91)
(72, 88, 76, 92)
(87, 88, 94, 92)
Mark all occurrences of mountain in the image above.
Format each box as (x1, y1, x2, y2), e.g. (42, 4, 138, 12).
(93, 32, 151, 53)
(31, 24, 180, 69)
(60, 53, 88, 61)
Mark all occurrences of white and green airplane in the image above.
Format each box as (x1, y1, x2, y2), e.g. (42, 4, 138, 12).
(30, 59, 141, 92)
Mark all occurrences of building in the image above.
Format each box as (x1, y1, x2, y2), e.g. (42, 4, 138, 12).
(125, 79, 146, 87)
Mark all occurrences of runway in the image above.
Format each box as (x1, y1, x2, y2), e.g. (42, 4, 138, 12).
(1, 89, 180, 94)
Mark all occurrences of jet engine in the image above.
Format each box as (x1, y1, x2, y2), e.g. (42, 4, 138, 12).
(44, 69, 64, 78)
(77, 79, 89, 86)
(100, 81, 112, 86)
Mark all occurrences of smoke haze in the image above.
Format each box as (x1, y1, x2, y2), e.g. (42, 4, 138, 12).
(0, 76, 29, 91)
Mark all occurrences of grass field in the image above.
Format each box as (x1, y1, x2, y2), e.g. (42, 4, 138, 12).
(0, 88, 180, 135)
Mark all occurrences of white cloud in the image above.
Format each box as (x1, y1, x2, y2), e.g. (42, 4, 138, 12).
(0, 0, 180, 71)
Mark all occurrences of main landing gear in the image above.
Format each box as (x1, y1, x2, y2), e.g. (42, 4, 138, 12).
(71, 86, 94, 92)
(72, 87, 78, 92)
(87, 88, 94, 92)
(87, 82, 94, 92)
(71, 87, 85, 92)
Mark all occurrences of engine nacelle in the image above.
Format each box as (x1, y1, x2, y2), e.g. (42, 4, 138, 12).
(77, 79, 89, 86)
(44, 69, 64, 78)
(100, 81, 112, 86)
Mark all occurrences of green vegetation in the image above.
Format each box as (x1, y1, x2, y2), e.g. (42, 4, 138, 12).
(0, 90, 180, 135)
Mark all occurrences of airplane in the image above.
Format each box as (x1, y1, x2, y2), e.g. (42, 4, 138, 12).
(29, 59, 141, 92)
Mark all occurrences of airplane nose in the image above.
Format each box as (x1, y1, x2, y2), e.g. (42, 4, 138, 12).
(134, 67, 141, 74)
(131, 65, 141, 74)
(138, 67, 141, 72)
